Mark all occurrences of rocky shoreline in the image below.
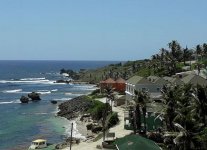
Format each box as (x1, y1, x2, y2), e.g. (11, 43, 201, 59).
(56, 95, 97, 149)
(57, 95, 93, 120)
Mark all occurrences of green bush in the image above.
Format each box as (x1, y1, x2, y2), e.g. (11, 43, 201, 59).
(90, 89, 100, 96)
(87, 100, 110, 120)
(107, 112, 119, 128)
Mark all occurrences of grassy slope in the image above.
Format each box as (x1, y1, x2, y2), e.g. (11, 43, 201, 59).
(78, 60, 150, 83)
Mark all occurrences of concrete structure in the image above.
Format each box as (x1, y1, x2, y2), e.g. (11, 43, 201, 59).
(114, 95, 125, 106)
(125, 76, 150, 105)
(125, 76, 164, 105)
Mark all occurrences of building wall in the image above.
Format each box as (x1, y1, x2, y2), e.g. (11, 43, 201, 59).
(125, 83, 163, 105)
(116, 83, 126, 93)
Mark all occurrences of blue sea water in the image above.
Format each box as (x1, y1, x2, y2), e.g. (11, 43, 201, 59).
(0, 60, 118, 150)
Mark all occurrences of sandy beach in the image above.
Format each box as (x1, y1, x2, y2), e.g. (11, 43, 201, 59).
(63, 97, 132, 150)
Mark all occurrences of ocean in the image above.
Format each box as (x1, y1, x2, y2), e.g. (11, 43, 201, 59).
(0, 60, 118, 150)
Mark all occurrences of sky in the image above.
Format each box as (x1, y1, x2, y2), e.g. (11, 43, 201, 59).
(0, 0, 207, 61)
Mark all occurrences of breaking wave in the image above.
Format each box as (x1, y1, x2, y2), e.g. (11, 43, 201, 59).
(3, 89, 22, 93)
(0, 100, 21, 105)
(0, 78, 63, 85)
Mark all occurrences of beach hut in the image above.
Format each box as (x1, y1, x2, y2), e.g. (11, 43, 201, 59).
(100, 78, 116, 92)
(115, 77, 126, 93)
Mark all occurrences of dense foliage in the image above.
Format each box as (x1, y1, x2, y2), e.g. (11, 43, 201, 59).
(160, 84, 207, 149)
(107, 112, 119, 128)
(87, 100, 110, 120)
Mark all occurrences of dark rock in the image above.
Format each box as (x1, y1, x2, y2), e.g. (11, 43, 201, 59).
(20, 96, 29, 103)
(60, 69, 80, 80)
(55, 142, 69, 149)
(91, 125, 102, 133)
(51, 100, 57, 104)
(86, 123, 93, 130)
(28, 92, 41, 101)
(57, 96, 93, 120)
(56, 80, 70, 84)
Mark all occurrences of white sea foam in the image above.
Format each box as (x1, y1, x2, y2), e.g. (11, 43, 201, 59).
(37, 90, 51, 95)
(65, 93, 83, 96)
(20, 77, 46, 81)
(74, 85, 98, 91)
(34, 112, 48, 115)
(51, 89, 58, 92)
(3, 89, 22, 93)
(53, 98, 72, 101)
(0, 100, 21, 105)
(0, 79, 60, 85)
(64, 120, 86, 140)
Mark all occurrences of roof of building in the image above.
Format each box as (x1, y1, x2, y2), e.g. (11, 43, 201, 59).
(116, 77, 126, 83)
(147, 76, 169, 85)
(115, 135, 161, 150)
(163, 76, 183, 85)
(32, 139, 47, 143)
(102, 78, 116, 84)
(127, 76, 152, 85)
(181, 74, 207, 86)
(100, 80, 105, 83)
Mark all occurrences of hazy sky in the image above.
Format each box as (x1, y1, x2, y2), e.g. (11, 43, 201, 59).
(0, 0, 207, 61)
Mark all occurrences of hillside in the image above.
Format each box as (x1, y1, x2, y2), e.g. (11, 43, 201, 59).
(61, 40, 207, 84)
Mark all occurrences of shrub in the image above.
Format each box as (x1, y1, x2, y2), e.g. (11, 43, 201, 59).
(87, 100, 110, 120)
(92, 126, 103, 133)
(90, 89, 100, 96)
(107, 112, 119, 128)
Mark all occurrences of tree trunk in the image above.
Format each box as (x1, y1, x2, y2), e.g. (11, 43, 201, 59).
(135, 104, 141, 132)
(142, 107, 147, 133)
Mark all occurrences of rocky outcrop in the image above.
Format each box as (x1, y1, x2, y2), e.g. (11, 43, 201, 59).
(55, 137, 80, 149)
(57, 96, 93, 120)
(28, 92, 41, 101)
(55, 80, 70, 84)
(20, 96, 29, 103)
(51, 100, 57, 104)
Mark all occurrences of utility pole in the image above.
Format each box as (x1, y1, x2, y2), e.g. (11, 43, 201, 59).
(70, 122, 73, 150)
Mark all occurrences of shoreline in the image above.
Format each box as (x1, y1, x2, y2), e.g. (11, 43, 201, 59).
(60, 97, 133, 150)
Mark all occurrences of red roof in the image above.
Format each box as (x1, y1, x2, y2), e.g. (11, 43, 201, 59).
(100, 80, 105, 83)
(116, 77, 126, 83)
(104, 78, 116, 84)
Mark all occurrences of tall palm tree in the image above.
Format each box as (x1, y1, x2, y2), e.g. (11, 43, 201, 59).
(183, 46, 193, 66)
(168, 40, 183, 62)
(194, 85, 207, 125)
(134, 90, 149, 133)
(196, 44, 203, 61)
(203, 43, 207, 59)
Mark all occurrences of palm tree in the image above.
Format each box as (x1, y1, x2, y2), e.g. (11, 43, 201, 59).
(161, 85, 180, 131)
(183, 46, 193, 66)
(196, 44, 203, 61)
(134, 90, 149, 133)
(194, 85, 207, 125)
(203, 43, 207, 58)
(105, 87, 115, 113)
(168, 40, 183, 62)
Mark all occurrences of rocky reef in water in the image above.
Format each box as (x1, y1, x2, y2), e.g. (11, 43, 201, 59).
(57, 96, 93, 120)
